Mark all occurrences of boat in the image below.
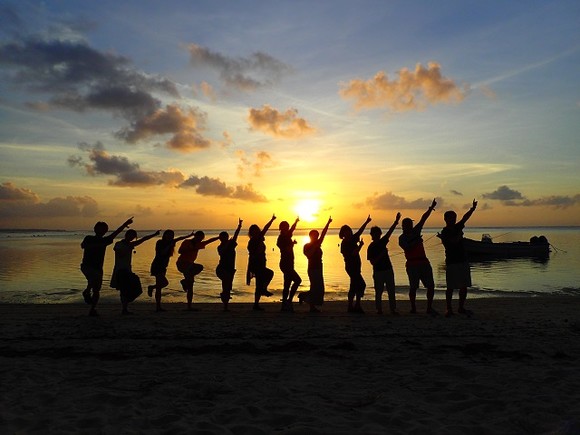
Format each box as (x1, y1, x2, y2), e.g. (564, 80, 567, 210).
(463, 234, 550, 258)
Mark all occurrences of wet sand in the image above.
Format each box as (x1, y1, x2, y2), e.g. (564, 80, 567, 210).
(1, 297, 580, 434)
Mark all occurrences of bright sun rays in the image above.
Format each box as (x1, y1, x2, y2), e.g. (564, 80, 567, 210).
(293, 198, 321, 223)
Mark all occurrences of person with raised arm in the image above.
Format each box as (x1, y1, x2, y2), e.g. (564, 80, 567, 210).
(247, 214, 276, 311)
(367, 212, 401, 315)
(302, 216, 333, 313)
(398, 199, 437, 315)
(111, 229, 160, 315)
(148, 229, 195, 312)
(339, 215, 372, 313)
(176, 230, 220, 311)
(438, 199, 478, 317)
(80, 217, 133, 317)
(216, 218, 243, 312)
(277, 217, 302, 312)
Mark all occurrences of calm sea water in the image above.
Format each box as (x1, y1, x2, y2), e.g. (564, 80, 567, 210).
(0, 227, 578, 304)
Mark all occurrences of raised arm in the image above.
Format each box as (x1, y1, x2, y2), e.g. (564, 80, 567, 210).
(459, 199, 478, 225)
(319, 216, 333, 244)
(232, 218, 243, 243)
(110, 217, 134, 239)
(354, 215, 372, 238)
(261, 214, 277, 237)
(416, 199, 437, 229)
(133, 230, 160, 247)
(201, 236, 220, 247)
(382, 212, 401, 241)
(173, 230, 196, 245)
(289, 217, 299, 236)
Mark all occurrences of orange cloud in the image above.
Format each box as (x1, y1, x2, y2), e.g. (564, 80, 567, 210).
(116, 104, 211, 152)
(339, 62, 467, 112)
(236, 150, 275, 177)
(248, 105, 316, 138)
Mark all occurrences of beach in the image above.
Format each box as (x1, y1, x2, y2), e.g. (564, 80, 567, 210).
(1, 297, 580, 434)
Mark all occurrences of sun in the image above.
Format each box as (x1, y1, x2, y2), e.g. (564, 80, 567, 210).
(293, 198, 320, 223)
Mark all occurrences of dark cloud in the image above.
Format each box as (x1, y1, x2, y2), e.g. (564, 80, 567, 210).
(505, 195, 580, 209)
(69, 142, 185, 187)
(482, 185, 525, 201)
(187, 43, 291, 91)
(366, 191, 443, 210)
(180, 176, 267, 203)
(116, 104, 212, 153)
(0, 182, 98, 218)
(450, 190, 463, 196)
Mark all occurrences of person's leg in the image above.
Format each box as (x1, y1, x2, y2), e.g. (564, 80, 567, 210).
(288, 269, 302, 303)
(354, 274, 365, 313)
(407, 267, 419, 313)
(445, 288, 454, 316)
(372, 272, 383, 314)
(347, 275, 355, 312)
(385, 269, 397, 314)
(422, 264, 436, 314)
(282, 270, 291, 304)
(458, 287, 467, 313)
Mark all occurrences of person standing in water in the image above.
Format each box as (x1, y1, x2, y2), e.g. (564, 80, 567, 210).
(438, 199, 478, 317)
(302, 216, 333, 313)
(176, 231, 220, 311)
(277, 217, 302, 312)
(216, 218, 243, 312)
(339, 215, 372, 313)
(111, 229, 160, 314)
(367, 212, 401, 315)
(80, 217, 133, 316)
(247, 214, 276, 311)
(398, 199, 437, 315)
(148, 229, 195, 312)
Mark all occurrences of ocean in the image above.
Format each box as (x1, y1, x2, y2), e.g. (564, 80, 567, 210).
(0, 227, 578, 305)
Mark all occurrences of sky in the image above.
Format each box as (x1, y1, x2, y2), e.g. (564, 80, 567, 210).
(0, 0, 579, 230)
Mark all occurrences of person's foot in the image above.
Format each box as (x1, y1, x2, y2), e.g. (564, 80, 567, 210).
(147, 285, 155, 297)
(156, 307, 165, 312)
(253, 304, 264, 311)
(180, 279, 187, 292)
(458, 308, 473, 316)
(261, 289, 273, 297)
(309, 306, 321, 313)
(377, 309, 383, 315)
(82, 290, 92, 305)
(88, 308, 98, 317)
(297, 292, 306, 305)
(427, 308, 439, 317)
(390, 310, 400, 316)
(122, 310, 133, 315)
(354, 305, 365, 314)
(445, 310, 453, 318)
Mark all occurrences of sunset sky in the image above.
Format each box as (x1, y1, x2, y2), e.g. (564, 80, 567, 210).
(1, 0, 579, 230)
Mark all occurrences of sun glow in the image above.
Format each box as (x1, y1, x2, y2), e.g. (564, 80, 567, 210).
(293, 198, 320, 223)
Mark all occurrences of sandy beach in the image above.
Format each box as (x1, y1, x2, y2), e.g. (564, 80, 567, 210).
(1, 297, 580, 434)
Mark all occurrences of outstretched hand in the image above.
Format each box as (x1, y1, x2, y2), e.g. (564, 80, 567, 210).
(238, 218, 243, 227)
(124, 217, 134, 227)
(472, 199, 478, 209)
(395, 212, 401, 222)
(431, 198, 437, 209)
(366, 215, 372, 223)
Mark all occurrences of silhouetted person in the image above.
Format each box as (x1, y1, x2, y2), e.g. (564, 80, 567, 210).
(367, 212, 401, 315)
(438, 199, 478, 317)
(80, 217, 133, 316)
(277, 217, 302, 312)
(247, 214, 276, 311)
(176, 231, 220, 311)
(111, 229, 159, 314)
(398, 199, 437, 314)
(148, 230, 195, 312)
(302, 216, 332, 313)
(216, 219, 243, 312)
(339, 215, 372, 313)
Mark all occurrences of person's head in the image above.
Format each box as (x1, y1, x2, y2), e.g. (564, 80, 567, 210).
(93, 221, 109, 236)
(369, 226, 381, 241)
(402, 217, 413, 233)
(309, 229, 319, 241)
(444, 211, 457, 226)
(219, 231, 229, 243)
(278, 221, 290, 233)
(248, 224, 261, 238)
(339, 225, 352, 240)
(125, 229, 137, 241)
(162, 229, 175, 241)
(193, 230, 205, 242)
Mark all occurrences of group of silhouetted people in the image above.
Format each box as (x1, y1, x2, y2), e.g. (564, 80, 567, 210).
(80, 199, 478, 317)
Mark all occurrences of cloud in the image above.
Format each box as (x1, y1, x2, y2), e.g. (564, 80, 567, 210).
(193, 81, 217, 102)
(68, 142, 186, 187)
(450, 190, 463, 196)
(339, 62, 467, 113)
(180, 176, 267, 203)
(248, 105, 316, 138)
(366, 191, 443, 210)
(0, 182, 98, 219)
(69, 143, 268, 202)
(236, 150, 275, 177)
(116, 104, 212, 152)
(187, 43, 291, 91)
(482, 185, 525, 201)
(505, 195, 580, 209)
